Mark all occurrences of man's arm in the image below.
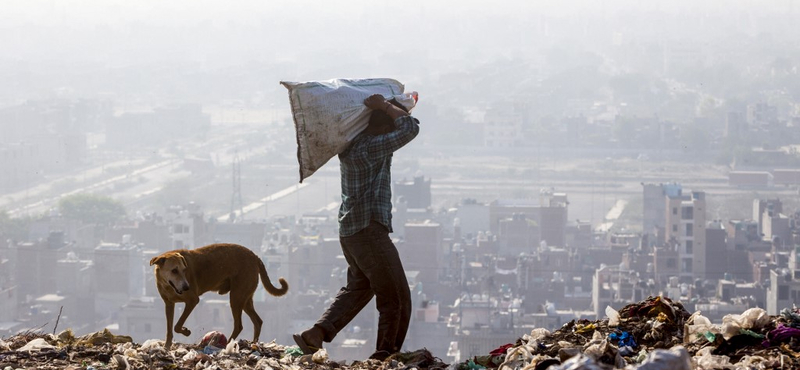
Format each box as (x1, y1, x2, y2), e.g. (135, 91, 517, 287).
(363, 94, 419, 157)
(364, 94, 409, 121)
(365, 116, 419, 157)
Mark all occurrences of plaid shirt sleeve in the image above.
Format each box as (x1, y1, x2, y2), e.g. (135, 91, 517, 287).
(365, 115, 420, 157)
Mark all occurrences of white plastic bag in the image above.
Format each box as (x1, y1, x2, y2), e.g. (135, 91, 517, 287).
(606, 305, 620, 327)
(17, 338, 55, 352)
(312, 348, 329, 364)
(684, 311, 720, 343)
(626, 346, 691, 370)
(281, 78, 416, 182)
(720, 307, 769, 340)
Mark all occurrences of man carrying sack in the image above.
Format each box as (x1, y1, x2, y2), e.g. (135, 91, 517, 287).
(294, 93, 420, 361)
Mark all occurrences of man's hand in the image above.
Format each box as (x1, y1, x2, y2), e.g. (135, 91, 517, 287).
(364, 94, 390, 111)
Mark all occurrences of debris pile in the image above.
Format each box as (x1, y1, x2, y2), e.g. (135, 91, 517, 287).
(456, 296, 800, 369)
(4, 296, 800, 369)
(0, 328, 447, 370)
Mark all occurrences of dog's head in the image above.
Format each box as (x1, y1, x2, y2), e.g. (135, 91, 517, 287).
(150, 252, 190, 295)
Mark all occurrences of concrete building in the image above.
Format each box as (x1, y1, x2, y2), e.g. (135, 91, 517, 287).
(455, 199, 490, 238)
(394, 175, 431, 209)
(94, 241, 145, 322)
(766, 268, 798, 315)
(489, 191, 568, 248)
(705, 221, 728, 281)
(641, 183, 682, 243)
(399, 221, 443, 286)
(665, 191, 706, 281)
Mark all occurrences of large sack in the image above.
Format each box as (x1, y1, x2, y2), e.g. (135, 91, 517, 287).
(280, 78, 415, 182)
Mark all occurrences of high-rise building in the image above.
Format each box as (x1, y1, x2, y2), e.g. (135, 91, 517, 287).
(641, 183, 682, 245)
(665, 191, 706, 281)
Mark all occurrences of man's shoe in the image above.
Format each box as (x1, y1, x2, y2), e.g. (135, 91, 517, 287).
(293, 333, 322, 355)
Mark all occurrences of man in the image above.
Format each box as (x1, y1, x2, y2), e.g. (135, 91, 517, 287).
(294, 93, 419, 360)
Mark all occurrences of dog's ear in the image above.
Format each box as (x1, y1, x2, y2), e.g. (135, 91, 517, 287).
(176, 253, 187, 268)
(150, 256, 165, 266)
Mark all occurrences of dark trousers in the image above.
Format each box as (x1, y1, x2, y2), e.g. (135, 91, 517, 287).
(315, 221, 412, 354)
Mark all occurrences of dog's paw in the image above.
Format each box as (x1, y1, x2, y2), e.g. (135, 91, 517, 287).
(175, 327, 191, 336)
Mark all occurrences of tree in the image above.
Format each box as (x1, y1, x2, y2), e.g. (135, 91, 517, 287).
(58, 193, 126, 225)
(0, 210, 33, 241)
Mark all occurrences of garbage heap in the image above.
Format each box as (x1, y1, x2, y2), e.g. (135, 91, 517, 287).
(455, 296, 800, 370)
(0, 328, 448, 370)
(4, 296, 800, 370)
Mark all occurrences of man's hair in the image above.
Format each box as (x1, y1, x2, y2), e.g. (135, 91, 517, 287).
(364, 98, 409, 135)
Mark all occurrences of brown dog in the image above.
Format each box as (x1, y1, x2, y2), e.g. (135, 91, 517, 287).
(150, 243, 288, 349)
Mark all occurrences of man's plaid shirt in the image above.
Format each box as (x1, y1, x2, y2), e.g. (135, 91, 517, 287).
(337, 115, 420, 237)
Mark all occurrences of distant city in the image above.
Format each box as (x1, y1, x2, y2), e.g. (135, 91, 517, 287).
(2, 0, 800, 363)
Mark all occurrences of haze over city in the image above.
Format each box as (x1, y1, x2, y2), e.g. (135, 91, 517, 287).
(2, 0, 800, 364)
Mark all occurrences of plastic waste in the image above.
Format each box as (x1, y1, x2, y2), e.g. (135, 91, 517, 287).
(630, 346, 691, 370)
(220, 340, 239, 356)
(110, 354, 130, 370)
(634, 349, 648, 363)
(199, 331, 228, 349)
(736, 355, 769, 369)
(139, 339, 164, 352)
(575, 323, 597, 334)
(764, 325, 800, 346)
(77, 328, 133, 346)
(528, 328, 550, 342)
(609, 331, 636, 348)
(17, 338, 55, 352)
(56, 329, 75, 345)
(466, 359, 487, 370)
(203, 344, 223, 355)
(280, 78, 415, 182)
(693, 347, 732, 369)
(312, 348, 328, 364)
(606, 305, 620, 327)
(583, 340, 625, 368)
(182, 349, 199, 362)
(720, 307, 769, 340)
(549, 354, 606, 370)
(284, 345, 304, 357)
(780, 306, 800, 327)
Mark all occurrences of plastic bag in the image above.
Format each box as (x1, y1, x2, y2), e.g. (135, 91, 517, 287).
(140, 339, 165, 353)
(628, 346, 691, 370)
(720, 308, 769, 340)
(684, 312, 720, 343)
(606, 305, 620, 327)
(281, 78, 416, 182)
(549, 354, 607, 370)
(693, 347, 731, 369)
(17, 338, 56, 352)
(312, 348, 329, 364)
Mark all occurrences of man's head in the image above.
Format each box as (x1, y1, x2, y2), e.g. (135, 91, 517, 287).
(364, 99, 409, 135)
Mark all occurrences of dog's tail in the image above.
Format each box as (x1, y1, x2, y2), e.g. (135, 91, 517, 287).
(258, 259, 289, 296)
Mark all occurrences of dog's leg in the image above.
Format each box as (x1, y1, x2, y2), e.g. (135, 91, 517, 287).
(229, 296, 245, 340)
(174, 297, 199, 337)
(165, 302, 175, 349)
(243, 297, 263, 343)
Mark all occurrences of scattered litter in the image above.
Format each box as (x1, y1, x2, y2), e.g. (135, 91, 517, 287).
(199, 330, 228, 348)
(17, 338, 56, 352)
(313, 348, 330, 364)
(284, 345, 304, 357)
(5, 297, 800, 369)
(606, 306, 620, 327)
